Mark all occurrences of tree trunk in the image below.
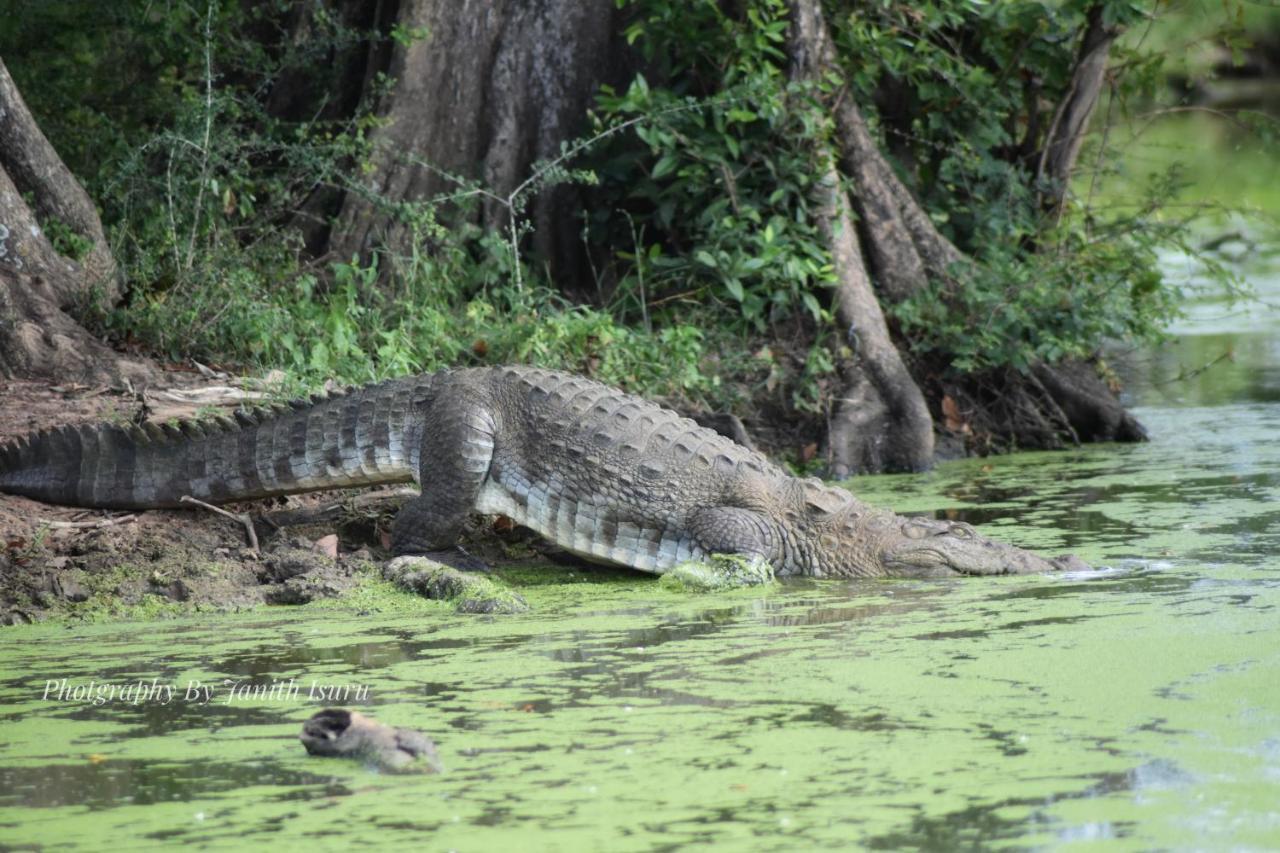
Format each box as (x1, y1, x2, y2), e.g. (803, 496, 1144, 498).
(0, 57, 153, 384)
(1037, 4, 1120, 218)
(786, 7, 933, 474)
(811, 164, 935, 474)
(786, 1, 1144, 463)
(786, 0, 961, 302)
(327, 0, 623, 293)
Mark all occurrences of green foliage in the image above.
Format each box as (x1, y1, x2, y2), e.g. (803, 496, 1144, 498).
(41, 216, 96, 262)
(594, 72, 835, 334)
(599, 1, 834, 330)
(895, 223, 1178, 373)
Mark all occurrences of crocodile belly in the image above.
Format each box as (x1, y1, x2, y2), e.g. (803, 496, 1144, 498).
(473, 478, 702, 573)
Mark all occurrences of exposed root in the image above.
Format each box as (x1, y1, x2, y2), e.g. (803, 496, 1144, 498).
(932, 358, 1145, 453)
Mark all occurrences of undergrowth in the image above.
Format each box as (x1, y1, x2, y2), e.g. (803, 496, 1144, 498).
(2, 0, 1267, 439)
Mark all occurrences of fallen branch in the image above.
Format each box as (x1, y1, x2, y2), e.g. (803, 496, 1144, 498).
(264, 487, 419, 529)
(180, 495, 260, 554)
(39, 514, 136, 530)
(146, 386, 274, 407)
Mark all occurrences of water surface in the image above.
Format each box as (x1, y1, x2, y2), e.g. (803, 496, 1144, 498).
(2, 240, 1279, 851)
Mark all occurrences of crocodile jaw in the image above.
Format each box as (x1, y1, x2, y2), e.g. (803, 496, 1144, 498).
(878, 525, 1089, 577)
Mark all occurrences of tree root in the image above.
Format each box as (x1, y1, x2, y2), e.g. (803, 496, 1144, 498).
(937, 359, 1145, 453)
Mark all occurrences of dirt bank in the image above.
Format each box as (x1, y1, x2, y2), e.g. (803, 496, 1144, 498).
(0, 373, 552, 624)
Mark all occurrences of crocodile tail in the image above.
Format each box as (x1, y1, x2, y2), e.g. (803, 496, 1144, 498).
(0, 376, 431, 509)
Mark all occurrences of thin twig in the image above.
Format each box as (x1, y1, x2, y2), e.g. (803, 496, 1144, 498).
(1083, 79, 1116, 238)
(645, 287, 705, 308)
(621, 211, 650, 332)
(165, 149, 181, 275)
(1151, 350, 1233, 387)
(185, 0, 217, 272)
(39, 515, 137, 530)
(180, 495, 260, 554)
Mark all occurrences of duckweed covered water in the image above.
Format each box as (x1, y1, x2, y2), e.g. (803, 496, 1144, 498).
(2, 256, 1279, 849)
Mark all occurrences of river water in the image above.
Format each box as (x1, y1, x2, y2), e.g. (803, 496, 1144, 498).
(1, 245, 1278, 849)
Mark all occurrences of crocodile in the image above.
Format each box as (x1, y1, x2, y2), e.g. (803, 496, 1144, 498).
(0, 366, 1087, 578)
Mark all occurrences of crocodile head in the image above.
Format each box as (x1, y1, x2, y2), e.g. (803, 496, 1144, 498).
(878, 518, 1089, 577)
(789, 480, 1089, 577)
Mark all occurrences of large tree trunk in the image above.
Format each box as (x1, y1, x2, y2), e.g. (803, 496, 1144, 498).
(0, 57, 153, 384)
(327, 0, 623, 293)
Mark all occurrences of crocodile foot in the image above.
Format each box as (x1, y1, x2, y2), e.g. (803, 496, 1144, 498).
(383, 555, 529, 614)
(660, 553, 777, 592)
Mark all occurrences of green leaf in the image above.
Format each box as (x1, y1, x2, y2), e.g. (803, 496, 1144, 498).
(652, 154, 679, 179)
(801, 291, 822, 321)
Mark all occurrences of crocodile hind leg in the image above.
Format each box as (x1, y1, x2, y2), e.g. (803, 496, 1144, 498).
(389, 399, 496, 560)
(383, 400, 527, 613)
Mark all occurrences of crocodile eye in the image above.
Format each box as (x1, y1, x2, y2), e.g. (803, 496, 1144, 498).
(948, 523, 976, 539)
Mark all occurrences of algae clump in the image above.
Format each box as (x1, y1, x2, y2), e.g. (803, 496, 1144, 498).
(383, 556, 529, 614)
(659, 554, 776, 592)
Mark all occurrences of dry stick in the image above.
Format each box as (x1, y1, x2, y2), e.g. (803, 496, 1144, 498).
(39, 515, 137, 530)
(179, 495, 260, 554)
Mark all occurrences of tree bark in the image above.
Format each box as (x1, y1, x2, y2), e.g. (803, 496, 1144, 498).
(787, 0, 934, 474)
(812, 164, 935, 474)
(786, 0, 924, 302)
(327, 0, 623, 293)
(0, 59, 116, 302)
(1036, 4, 1120, 218)
(0, 57, 153, 383)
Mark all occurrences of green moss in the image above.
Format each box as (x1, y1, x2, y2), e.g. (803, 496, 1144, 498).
(452, 575, 530, 615)
(382, 556, 529, 614)
(63, 594, 193, 624)
(59, 559, 256, 624)
(489, 563, 645, 588)
(308, 572, 454, 617)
